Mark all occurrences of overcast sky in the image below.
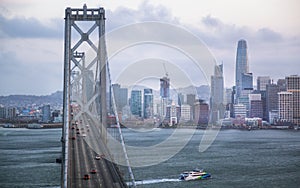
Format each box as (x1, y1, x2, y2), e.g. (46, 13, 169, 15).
(0, 0, 299, 96)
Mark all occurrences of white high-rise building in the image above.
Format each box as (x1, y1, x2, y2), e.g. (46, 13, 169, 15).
(286, 75, 300, 125)
(180, 104, 191, 122)
(278, 91, 293, 122)
(234, 104, 247, 118)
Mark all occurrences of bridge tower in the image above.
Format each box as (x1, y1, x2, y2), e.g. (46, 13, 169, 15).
(62, 4, 107, 187)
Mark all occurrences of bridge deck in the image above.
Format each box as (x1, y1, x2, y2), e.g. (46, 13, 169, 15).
(67, 117, 127, 188)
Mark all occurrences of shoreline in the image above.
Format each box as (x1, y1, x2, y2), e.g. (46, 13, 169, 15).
(1, 123, 298, 131)
(0, 123, 62, 129)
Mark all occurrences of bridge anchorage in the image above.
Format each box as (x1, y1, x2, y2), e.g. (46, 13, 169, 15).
(62, 4, 136, 188)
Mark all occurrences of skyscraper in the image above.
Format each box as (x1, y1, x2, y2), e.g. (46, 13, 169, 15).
(160, 77, 170, 98)
(238, 89, 252, 117)
(42, 104, 51, 123)
(234, 104, 247, 118)
(160, 76, 170, 119)
(266, 83, 279, 122)
(277, 79, 286, 91)
(249, 94, 263, 118)
(178, 93, 184, 106)
(112, 84, 128, 112)
(180, 104, 191, 122)
(235, 39, 249, 100)
(278, 91, 293, 122)
(241, 73, 253, 90)
(194, 100, 209, 125)
(186, 94, 196, 120)
(250, 100, 263, 118)
(143, 88, 153, 119)
(257, 76, 271, 91)
(210, 64, 224, 123)
(186, 94, 196, 106)
(286, 75, 300, 125)
(130, 90, 142, 117)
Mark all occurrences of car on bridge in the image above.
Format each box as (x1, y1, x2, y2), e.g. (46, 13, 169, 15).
(83, 174, 90, 180)
(95, 154, 105, 160)
(90, 169, 97, 174)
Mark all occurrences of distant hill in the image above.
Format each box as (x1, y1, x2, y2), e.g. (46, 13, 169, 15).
(0, 86, 210, 108)
(0, 91, 63, 107)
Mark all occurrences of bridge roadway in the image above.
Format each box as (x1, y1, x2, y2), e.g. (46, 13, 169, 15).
(67, 115, 127, 188)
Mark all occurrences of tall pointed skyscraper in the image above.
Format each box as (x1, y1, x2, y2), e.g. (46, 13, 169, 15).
(235, 39, 249, 103)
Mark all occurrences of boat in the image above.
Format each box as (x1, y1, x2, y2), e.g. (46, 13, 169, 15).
(179, 168, 211, 181)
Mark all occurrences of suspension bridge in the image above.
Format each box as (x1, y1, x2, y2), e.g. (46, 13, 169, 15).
(61, 4, 136, 188)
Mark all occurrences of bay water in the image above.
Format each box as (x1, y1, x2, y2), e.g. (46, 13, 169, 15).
(1, 127, 299, 188)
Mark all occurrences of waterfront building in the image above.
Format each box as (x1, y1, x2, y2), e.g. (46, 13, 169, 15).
(238, 89, 252, 117)
(165, 101, 180, 125)
(257, 76, 271, 91)
(224, 88, 232, 106)
(112, 84, 128, 112)
(253, 89, 268, 121)
(153, 98, 161, 116)
(178, 93, 184, 106)
(180, 104, 191, 122)
(249, 94, 263, 118)
(230, 86, 236, 117)
(42, 104, 51, 123)
(121, 105, 131, 121)
(130, 90, 142, 117)
(170, 101, 179, 125)
(235, 39, 249, 101)
(160, 76, 170, 119)
(277, 79, 286, 91)
(143, 88, 153, 119)
(269, 110, 279, 124)
(186, 94, 196, 120)
(266, 83, 279, 122)
(186, 94, 196, 106)
(160, 77, 170, 99)
(234, 104, 247, 118)
(286, 75, 300, 125)
(249, 100, 263, 118)
(210, 64, 225, 124)
(194, 100, 209, 125)
(0, 106, 5, 118)
(278, 91, 293, 122)
(0, 106, 17, 119)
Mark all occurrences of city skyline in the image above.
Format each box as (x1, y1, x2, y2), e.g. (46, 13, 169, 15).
(0, 0, 299, 95)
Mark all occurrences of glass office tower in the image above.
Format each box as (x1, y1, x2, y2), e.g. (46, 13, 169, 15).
(235, 39, 249, 101)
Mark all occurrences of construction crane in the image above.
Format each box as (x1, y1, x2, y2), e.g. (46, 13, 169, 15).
(163, 63, 169, 77)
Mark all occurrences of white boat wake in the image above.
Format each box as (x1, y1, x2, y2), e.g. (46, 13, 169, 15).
(127, 178, 181, 186)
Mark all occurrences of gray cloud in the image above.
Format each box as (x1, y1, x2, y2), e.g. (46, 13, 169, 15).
(256, 28, 283, 42)
(0, 1, 299, 95)
(196, 15, 285, 49)
(0, 14, 63, 38)
(0, 48, 63, 95)
(202, 15, 223, 28)
(180, 15, 300, 87)
(106, 1, 179, 31)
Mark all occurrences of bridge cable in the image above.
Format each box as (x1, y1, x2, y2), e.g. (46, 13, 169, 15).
(106, 56, 137, 187)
